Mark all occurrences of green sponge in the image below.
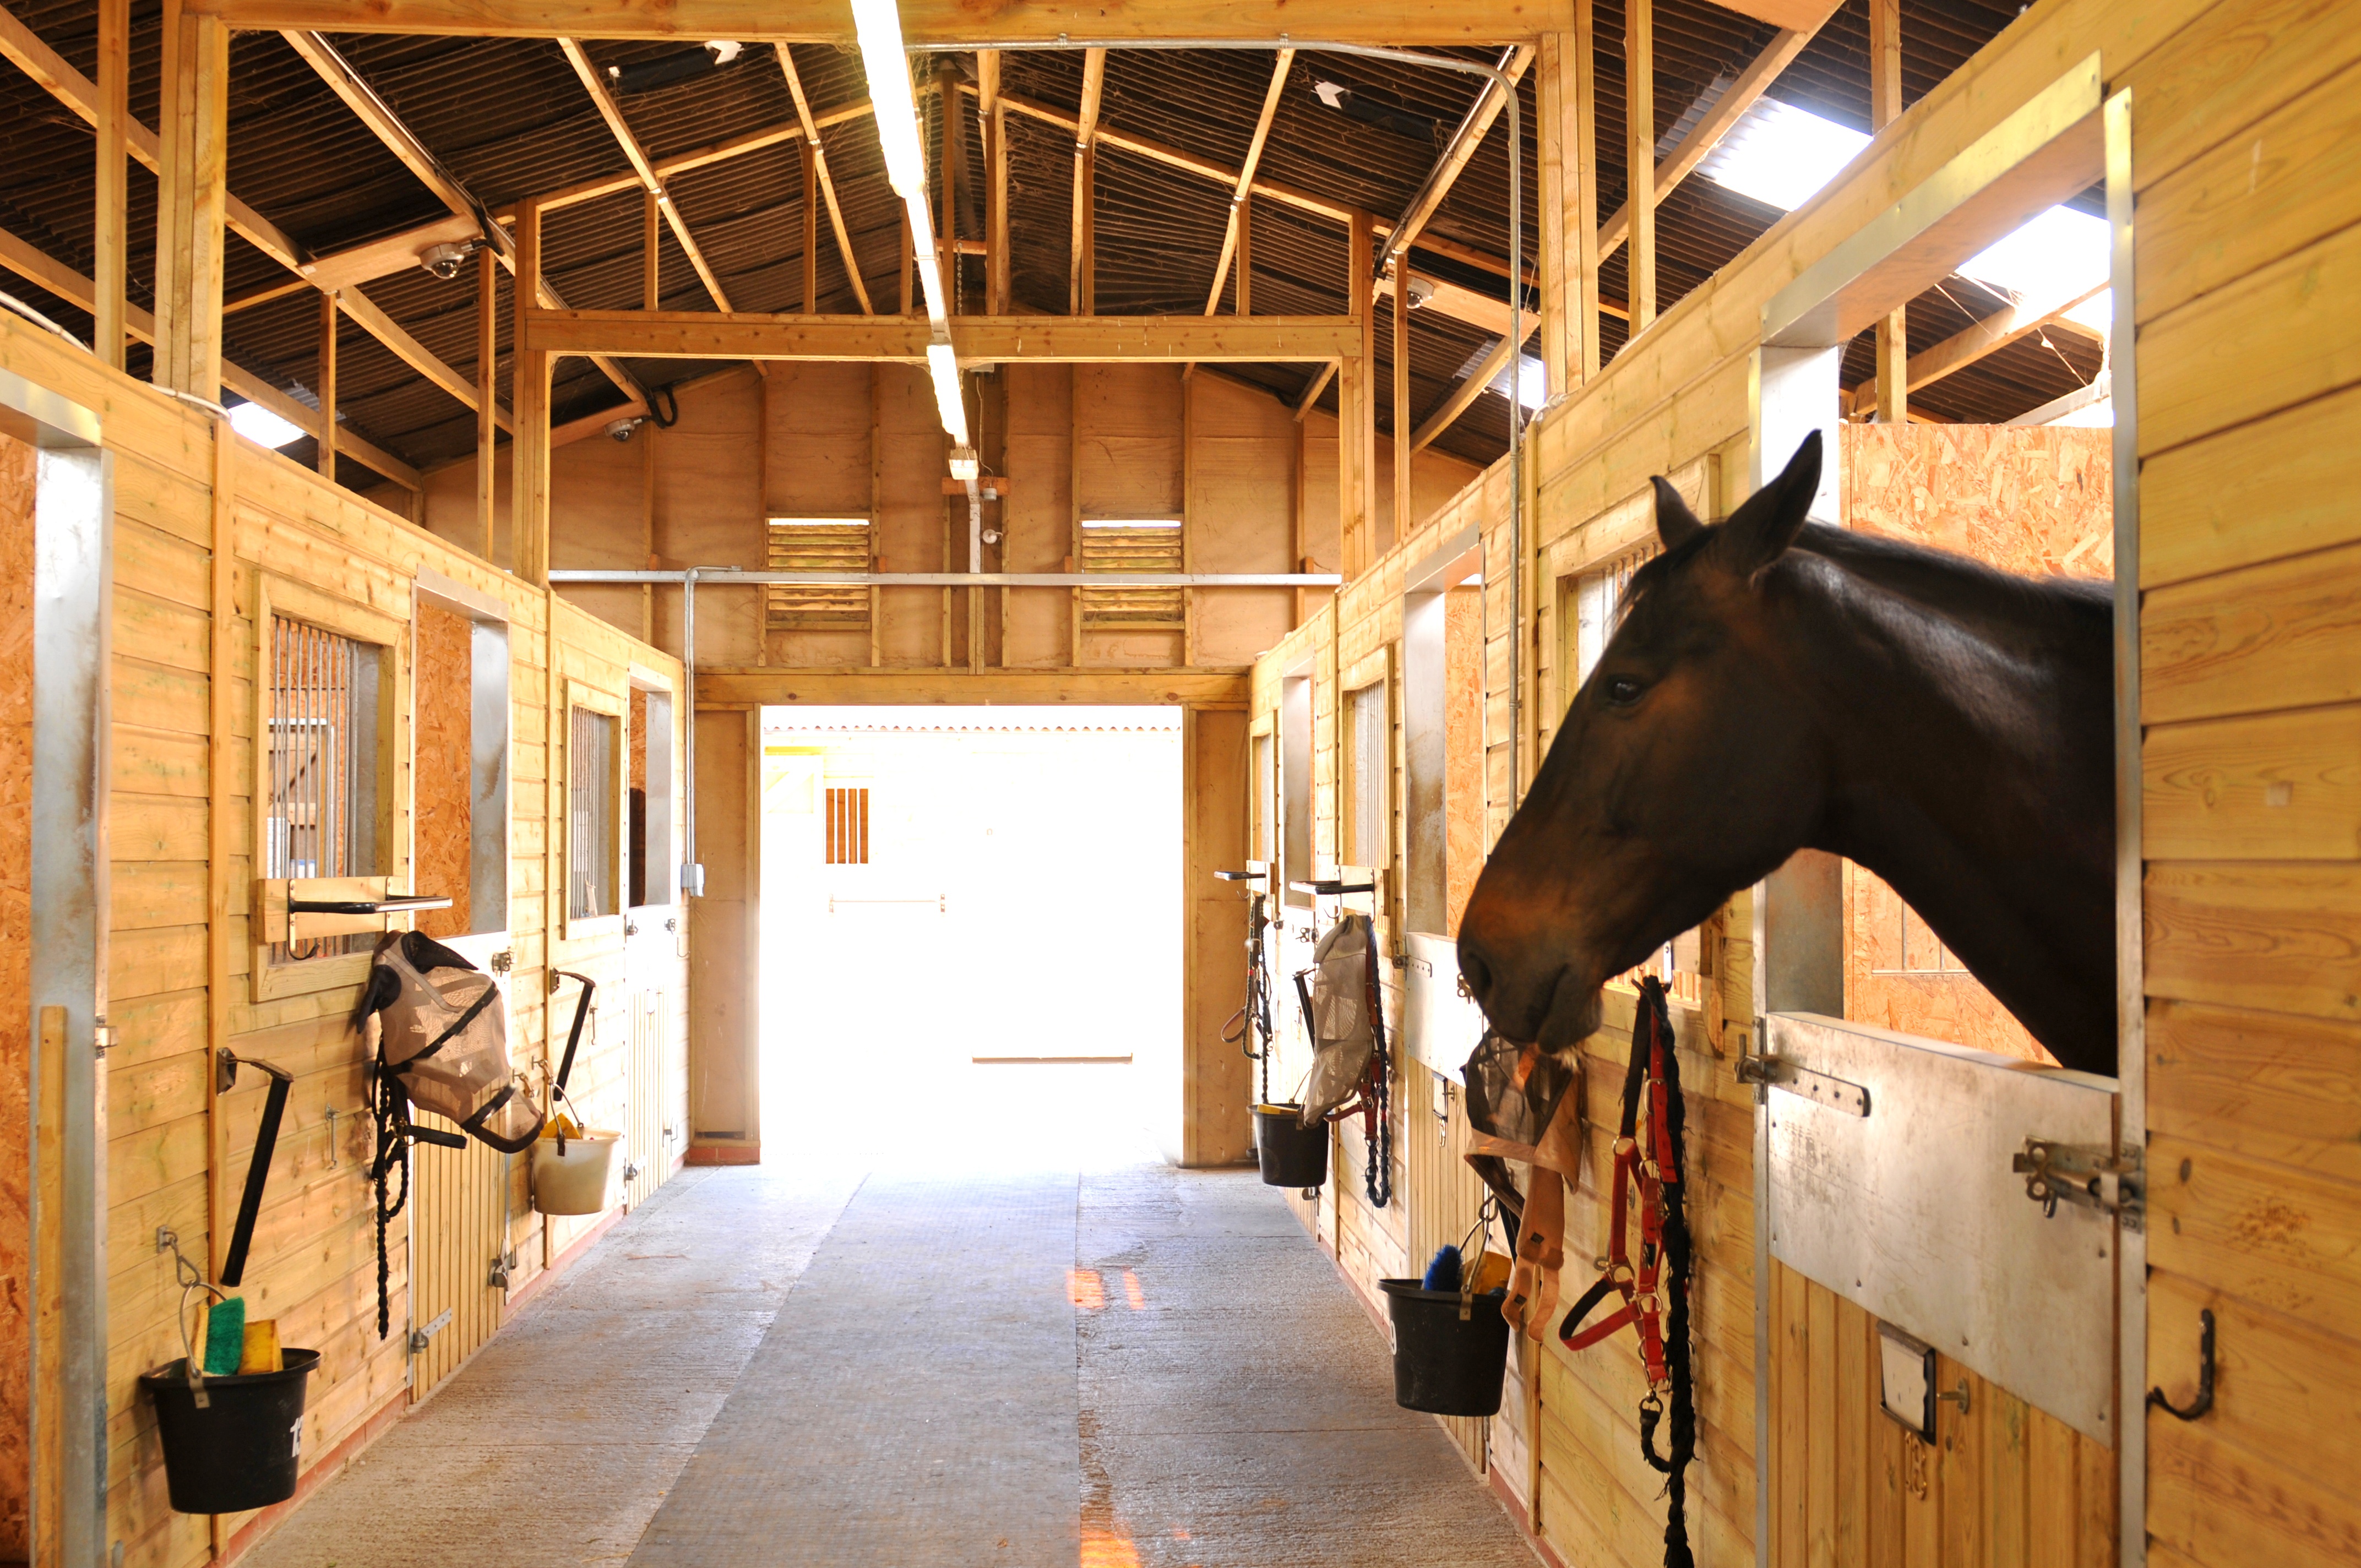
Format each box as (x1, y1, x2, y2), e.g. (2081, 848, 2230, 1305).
(200, 1297, 246, 1376)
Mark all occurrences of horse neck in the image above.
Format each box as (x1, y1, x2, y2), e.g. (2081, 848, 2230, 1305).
(1782, 558, 2111, 910)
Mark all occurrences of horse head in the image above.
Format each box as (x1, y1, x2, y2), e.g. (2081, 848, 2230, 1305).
(1457, 434, 1830, 1054)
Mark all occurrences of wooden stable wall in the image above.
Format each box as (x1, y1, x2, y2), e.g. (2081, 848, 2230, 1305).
(1249, 0, 2361, 1561)
(0, 309, 688, 1568)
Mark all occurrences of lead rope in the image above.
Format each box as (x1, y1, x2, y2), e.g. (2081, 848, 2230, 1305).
(1223, 891, 1276, 1107)
(1361, 913, 1392, 1209)
(1555, 977, 1696, 1568)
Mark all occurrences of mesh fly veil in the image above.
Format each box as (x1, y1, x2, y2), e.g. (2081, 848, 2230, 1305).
(1297, 912, 1376, 1124)
(353, 930, 543, 1153)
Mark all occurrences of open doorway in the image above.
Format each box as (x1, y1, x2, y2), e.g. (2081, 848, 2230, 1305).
(757, 706, 1182, 1170)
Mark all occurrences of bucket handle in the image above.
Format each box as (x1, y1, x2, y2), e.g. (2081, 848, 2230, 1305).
(1456, 1196, 1498, 1324)
(159, 1228, 227, 1409)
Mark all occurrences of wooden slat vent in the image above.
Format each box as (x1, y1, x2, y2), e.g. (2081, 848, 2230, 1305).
(766, 517, 872, 627)
(1080, 520, 1183, 626)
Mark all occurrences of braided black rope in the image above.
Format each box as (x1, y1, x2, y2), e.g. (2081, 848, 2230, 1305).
(1633, 978, 1696, 1568)
(1363, 917, 1393, 1209)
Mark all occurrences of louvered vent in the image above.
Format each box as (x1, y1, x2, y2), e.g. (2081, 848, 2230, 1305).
(766, 518, 872, 627)
(1079, 520, 1183, 627)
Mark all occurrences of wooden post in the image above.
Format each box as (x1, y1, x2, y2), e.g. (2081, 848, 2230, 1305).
(316, 289, 339, 480)
(899, 209, 915, 316)
(1339, 209, 1374, 579)
(151, 0, 229, 398)
(1078, 146, 1098, 315)
(1871, 0, 1907, 423)
(477, 244, 497, 559)
(1072, 48, 1106, 317)
(512, 200, 551, 586)
(981, 50, 1008, 314)
(644, 189, 661, 309)
(1626, 0, 1656, 335)
(641, 422, 656, 645)
(1392, 258, 1411, 549)
(936, 58, 960, 307)
(1538, 28, 1570, 397)
(1236, 197, 1252, 315)
(94, 0, 128, 370)
(801, 142, 818, 313)
(1575, 0, 1602, 381)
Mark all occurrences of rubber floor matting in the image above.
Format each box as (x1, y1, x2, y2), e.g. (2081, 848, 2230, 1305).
(626, 1172, 1084, 1568)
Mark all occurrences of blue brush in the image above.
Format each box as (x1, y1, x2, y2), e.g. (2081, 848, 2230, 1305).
(1422, 1245, 1462, 1292)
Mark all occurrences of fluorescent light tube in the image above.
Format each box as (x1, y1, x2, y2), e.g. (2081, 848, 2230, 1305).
(927, 341, 970, 447)
(948, 448, 980, 481)
(851, 0, 926, 197)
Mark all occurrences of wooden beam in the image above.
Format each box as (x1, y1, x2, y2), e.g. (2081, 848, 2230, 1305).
(512, 200, 550, 585)
(523, 309, 1367, 362)
(775, 46, 874, 315)
(1234, 196, 1252, 315)
(1847, 281, 2107, 415)
(1377, 267, 1628, 338)
(693, 666, 1250, 708)
(1574, 0, 1600, 381)
(1594, 13, 1831, 263)
(1538, 26, 1572, 394)
(1203, 48, 1293, 316)
(801, 141, 818, 313)
(1391, 259, 1411, 547)
(336, 280, 510, 428)
(558, 37, 733, 312)
(476, 243, 496, 558)
(153, 0, 229, 398)
(982, 51, 1009, 313)
(1293, 362, 1339, 421)
(1869, 0, 1906, 422)
(94, 0, 127, 369)
(281, 29, 477, 219)
(180, 0, 1550, 45)
(998, 88, 1352, 224)
(1072, 48, 1106, 315)
(1340, 207, 1374, 578)
(1625, 0, 1655, 334)
(316, 287, 338, 478)
(529, 99, 869, 214)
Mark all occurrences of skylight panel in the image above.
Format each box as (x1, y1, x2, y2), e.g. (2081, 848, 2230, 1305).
(1959, 205, 2112, 310)
(1695, 97, 1870, 213)
(227, 400, 306, 449)
(1451, 343, 1549, 410)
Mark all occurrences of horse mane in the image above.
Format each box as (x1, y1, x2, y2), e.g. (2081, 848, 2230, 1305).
(1622, 516, 2110, 638)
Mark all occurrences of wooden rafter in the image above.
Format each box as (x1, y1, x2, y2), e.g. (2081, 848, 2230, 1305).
(1071, 48, 1106, 315)
(1847, 283, 2106, 416)
(1410, 333, 1511, 449)
(1293, 362, 1339, 421)
(1378, 44, 1535, 269)
(981, 50, 1009, 313)
(524, 309, 1364, 363)
(1201, 48, 1293, 315)
(1626, 0, 1655, 331)
(94, 0, 126, 368)
(558, 38, 733, 312)
(179, 0, 1552, 46)
(0, 223, 422, 486)
(775, 45, 875, 314)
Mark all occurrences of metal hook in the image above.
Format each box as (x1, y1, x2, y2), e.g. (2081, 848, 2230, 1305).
(2147, 1308, 2216, 1422)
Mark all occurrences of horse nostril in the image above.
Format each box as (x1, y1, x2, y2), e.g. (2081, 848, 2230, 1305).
(1459, 941, 1493, 1002)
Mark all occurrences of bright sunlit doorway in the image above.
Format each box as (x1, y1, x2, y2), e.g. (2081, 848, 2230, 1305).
(758, 706, 1182, 1172)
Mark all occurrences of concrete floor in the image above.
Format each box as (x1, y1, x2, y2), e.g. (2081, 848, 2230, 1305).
(244, 1068, 1539, 1567)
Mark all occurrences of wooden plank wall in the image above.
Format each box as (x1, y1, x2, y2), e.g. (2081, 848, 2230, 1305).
(0, 309, 689, 1568)
(2128, 0, 2361, 1560)
(1248, 0, 2361, 1561)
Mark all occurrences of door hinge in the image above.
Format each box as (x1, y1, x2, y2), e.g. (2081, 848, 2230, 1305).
(1736, 1053, 1870, 1117)
(407, 1307, 455, 1353)
(2014, 1139, 2144, 1228)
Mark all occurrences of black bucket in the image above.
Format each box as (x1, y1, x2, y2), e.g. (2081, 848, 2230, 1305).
(1254, 1103, 1328, 1189)
(1379, 1280, 1511, 1417)
(138, 1349, 319, 1514)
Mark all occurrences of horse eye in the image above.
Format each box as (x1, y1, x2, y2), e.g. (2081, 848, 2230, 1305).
(1604, 677, 1645, 706)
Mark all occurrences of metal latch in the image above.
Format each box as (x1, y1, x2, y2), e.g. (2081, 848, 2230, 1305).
(488, 1250, 518, 1289)
(2014, 1139, 2143, 1228)
(407, 1308, 455, 1353)
(489, 949, 514, 974)
(1737, 1053, 1870, 1117)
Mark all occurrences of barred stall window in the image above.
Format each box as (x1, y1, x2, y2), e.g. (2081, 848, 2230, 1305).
(766, 517, 872, 628)
(1574, 542, 1660, 684)
(266, 616, 380, 961)
(824, 787, 871, 865)
(1079, 519, 1183, 627)
(1347, 680, 1388, 867)
(569, 705, 621, 920)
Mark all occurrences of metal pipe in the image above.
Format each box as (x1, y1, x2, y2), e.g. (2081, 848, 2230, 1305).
(681, 567, 701, 896)
(1372, 45, 1524, 283)
(549, 569, 1343, 587)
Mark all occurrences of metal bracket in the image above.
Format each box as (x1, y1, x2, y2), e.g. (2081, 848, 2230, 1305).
(406, 1307, 455, 1353)
(1737, 1053, 1870, 1117)
(2013, 1139, 2144, 1228)
(488, 1251, 515, 1289)
(488, 948, 514, 974)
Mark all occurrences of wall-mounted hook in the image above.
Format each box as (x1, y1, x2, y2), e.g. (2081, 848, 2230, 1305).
(323, 1106, 340, 1169)
(2147, 1308, 2216, 1422)
(1935, 1379, 1971, 1418)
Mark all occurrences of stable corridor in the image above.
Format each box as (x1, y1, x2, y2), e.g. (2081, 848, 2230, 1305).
(242, 1068, 1539, 1568)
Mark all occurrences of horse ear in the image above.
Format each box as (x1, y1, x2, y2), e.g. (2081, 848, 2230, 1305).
(1717, 431, 1823, 579)
(1652, 476, 1705, 549)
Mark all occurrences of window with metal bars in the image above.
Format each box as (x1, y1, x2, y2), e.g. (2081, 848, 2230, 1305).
(265, 615, 380, 961)
(766, 517, 872, 628)
(824, 787, 869, 865)
(1079, 520, 1183, 626)
(1574, 542, 1660, 686)
(1347, 680, 1388, 867)
(569, 705, 621, 921)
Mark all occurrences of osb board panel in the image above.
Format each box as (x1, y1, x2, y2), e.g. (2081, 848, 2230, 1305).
(765, 360, 875, 516)
(1076, 363, 1183, 519)
(0, 430, 28, 1560)
(1835, 424, 2109, 1061)
(415, 603, 474, 939)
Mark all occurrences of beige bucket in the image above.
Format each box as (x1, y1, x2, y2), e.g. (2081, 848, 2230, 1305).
(531, 1130, 624, 1215)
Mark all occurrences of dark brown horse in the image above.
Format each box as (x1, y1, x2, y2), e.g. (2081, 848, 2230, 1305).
(1456, 432, 2117, 1075)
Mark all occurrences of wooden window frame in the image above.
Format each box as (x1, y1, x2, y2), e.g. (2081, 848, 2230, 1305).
(1341, 649, 1394, 883)
(627, 664, 679, 918)
(562, 679, 628, 944)
(1249, 711, 1277, 867)
(413, 568, 515, 956)
(248, 571, 412, 1003)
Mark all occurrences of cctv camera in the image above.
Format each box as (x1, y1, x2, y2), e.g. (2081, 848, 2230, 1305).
(605, 417, 645, 443)
(1405, 275, 1437, 311)
(420, 242, 470, 281)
